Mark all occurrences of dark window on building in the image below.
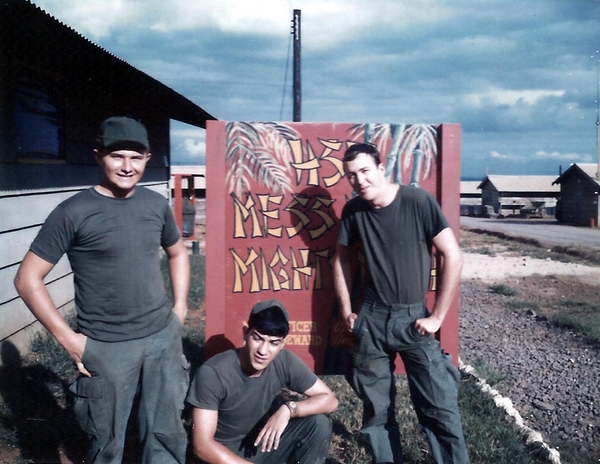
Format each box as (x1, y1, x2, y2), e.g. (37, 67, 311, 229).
(15, 75, 63, 162)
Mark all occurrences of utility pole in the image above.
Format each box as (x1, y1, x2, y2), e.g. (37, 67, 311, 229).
(292, 9, 301, 122)
(596, 59, 599, 179)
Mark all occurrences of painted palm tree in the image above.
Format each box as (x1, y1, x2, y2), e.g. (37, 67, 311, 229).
(348, 123, 437, 186)
(225, 122, 300, 197)
(399, 124, 437, 187)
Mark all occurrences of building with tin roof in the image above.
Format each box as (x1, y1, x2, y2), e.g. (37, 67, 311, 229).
(0, 0, 217, 354)
(477, 175, 560, 217)
(552, 163, 600, 226)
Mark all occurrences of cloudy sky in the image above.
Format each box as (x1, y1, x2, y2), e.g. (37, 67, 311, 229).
(33, 0, 600, 179)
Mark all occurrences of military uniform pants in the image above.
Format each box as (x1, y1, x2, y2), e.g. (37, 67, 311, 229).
(70, 315, 190, 464)
(347, 301, 470, 464)
(225, 414, 332, 464)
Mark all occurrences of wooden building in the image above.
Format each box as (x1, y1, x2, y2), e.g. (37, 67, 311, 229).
(552, 163, 600, 226)
(477, 175, 560, 217)
(0, 0, 216, 355)
(459, 181, 482, 216)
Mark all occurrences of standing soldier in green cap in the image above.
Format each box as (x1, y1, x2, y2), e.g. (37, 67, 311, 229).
(14, 116, 191, 463)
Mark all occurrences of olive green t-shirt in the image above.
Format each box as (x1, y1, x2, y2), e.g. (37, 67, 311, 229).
(186, 349, 317, 454)
(30, 187, 180, 342)
(338, 186, 449, 305)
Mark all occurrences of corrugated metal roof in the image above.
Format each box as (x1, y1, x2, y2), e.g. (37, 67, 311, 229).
(478, 175, 560, 193)
(574, 163, 600, 179)
(2, 0, 217, 128)
(460, 181, 481, 195)
(26, 0, 126, 68)
(553, 163, 600, 187)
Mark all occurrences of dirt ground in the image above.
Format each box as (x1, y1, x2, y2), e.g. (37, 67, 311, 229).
(462, 251, 600, 306)
(459, 229, 600, 460)
(460, 224, 600, 309)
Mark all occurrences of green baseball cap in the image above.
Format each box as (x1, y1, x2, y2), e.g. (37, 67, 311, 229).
(96, 116, 149, 151)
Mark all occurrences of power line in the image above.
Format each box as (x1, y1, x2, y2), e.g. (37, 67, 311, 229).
(280, 17, 293, 120)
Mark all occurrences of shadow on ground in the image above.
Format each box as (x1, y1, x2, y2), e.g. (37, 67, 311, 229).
(0, 334, 206, 463)
(0, 341, 87, 463)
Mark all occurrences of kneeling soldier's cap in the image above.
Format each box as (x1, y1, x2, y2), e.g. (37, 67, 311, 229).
(251, 299, 289, 322)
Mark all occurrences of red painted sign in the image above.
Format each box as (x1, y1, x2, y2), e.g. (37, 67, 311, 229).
(205, 121, 461, 374)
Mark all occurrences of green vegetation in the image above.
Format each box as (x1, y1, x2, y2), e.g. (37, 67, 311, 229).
(506, 300, 540, 312)
(160, 252, 206, 311)
(461, 229, 600, 265)
(554, 300, 600, 343)
(470, 357, 511, 387)
(489, 284, 518, 296)
(324, 373, 548, 464)
(503, 287, 600, 345)
(458, 377, 548, 464)
(474, 246, 496, 256)
(465, 229, 600, 344)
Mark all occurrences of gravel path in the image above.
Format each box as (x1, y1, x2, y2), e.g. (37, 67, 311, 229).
(459, 275, 600, 460)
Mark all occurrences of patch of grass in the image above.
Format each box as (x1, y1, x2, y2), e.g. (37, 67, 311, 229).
(472, 246, 497, 256)
(461, 229, 600, 265)
(489, 284, 518, 296)
(554, 300, 600, 343)
(322, 376, 372, 463)
(182, 322, 206, 376)
(188, 253, 206, 309)
(29, 329, 78, 382)
(470, 357, 510, 387)
(506, 300, 540, 312)
(550, 245, 600, 265)
(0, 331, 86, 463)
(508, 297, 600, 345)
(553, 440, 600, 464)
(458, 376, 548, 464)
(460, 230, 509, 250)
(0, 404, 19, 448)
(323, 373, 548, 463)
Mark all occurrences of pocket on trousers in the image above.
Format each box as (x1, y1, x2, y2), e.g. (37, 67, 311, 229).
(71, 376, 106, 399)
(442, 352, 460, 384)
(352, 300, 376, 337)
(70, 376, 108, 439)
(390, 317, 424, 347)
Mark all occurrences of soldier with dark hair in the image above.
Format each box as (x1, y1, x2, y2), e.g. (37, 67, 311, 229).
(333, 143, 470, 464)
(187, 299, 338, 464)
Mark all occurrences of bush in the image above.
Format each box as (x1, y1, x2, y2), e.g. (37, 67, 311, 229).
(489, 284, 518, 296)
